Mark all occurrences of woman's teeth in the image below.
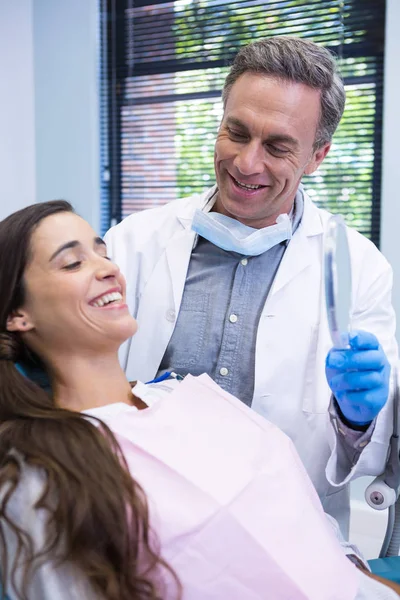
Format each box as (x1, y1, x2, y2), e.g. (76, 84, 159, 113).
(91, 291, 122, 307)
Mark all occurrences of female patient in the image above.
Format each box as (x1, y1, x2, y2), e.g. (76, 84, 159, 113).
(0, 201, 397, 600)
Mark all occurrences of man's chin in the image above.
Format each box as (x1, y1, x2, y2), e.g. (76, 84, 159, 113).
(217, 193, 267, 220)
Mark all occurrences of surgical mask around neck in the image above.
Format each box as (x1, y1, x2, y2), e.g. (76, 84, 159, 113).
(191, 209, 292, 256)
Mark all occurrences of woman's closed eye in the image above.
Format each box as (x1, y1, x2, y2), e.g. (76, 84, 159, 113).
(63, 261, 82, 271)
(62, 255, 111, 271)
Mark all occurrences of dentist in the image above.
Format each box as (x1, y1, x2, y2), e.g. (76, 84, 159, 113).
(105, 36, 397, 536)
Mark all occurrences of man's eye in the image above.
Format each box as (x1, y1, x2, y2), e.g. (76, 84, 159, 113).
(268, 144, 288, 155)
(63, 261, 82, 271)
(228, 129, 246, 141)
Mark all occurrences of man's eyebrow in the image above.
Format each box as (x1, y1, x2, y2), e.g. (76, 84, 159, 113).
(225, 118, 299, 148)
(49, 237, 106, 262)
(226, 117, 247, 129)
(266, 134, 299, 148)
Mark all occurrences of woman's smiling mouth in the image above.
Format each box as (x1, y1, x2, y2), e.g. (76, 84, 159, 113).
(89, 288, 127, 310)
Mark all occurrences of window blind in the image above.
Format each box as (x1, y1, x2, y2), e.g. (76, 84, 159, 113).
(100, 0, 385, 244)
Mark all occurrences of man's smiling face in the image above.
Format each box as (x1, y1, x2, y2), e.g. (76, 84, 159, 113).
(213, 72, 331, 228)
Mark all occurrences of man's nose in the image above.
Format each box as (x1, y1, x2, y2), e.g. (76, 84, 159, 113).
(233, 141, 264, 176)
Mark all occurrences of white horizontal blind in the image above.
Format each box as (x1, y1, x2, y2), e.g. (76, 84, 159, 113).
(100, 0, 385, 243)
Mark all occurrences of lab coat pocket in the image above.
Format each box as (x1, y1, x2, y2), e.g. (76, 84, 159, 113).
(301, 324, 332, 416)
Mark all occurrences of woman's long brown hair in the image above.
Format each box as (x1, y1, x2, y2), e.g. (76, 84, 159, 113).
(0, 202, 180, 599)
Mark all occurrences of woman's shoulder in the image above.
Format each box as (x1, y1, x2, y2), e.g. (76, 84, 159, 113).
(0, 454, 99, 600)
(0, 454, 49, 565)
(0, 452, 46, 511)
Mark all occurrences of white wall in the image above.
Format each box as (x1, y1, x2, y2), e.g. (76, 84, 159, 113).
(0, 0, 36, 219)
(33, 0, 100, 227)
(0, 0, 100, 229)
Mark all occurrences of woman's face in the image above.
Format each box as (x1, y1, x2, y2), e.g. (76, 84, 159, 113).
(8, 211, 137, 358)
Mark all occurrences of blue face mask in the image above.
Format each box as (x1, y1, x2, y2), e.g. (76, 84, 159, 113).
(191, 209, 292, 256)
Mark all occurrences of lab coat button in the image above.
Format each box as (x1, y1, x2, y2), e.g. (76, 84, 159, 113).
(166, 309, 176, 322)
(229, 314, 238, 323)
(220, 367, 229, 376)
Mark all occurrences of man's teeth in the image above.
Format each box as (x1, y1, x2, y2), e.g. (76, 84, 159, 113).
(91, 291, 122, 307)
(234, 178, 263, 190)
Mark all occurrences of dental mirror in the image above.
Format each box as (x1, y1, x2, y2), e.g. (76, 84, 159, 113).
(324, 214, 352, 349)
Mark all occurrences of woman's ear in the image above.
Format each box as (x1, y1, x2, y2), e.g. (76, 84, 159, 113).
(6, 310, 34, 333)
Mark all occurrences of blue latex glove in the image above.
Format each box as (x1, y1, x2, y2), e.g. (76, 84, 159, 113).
(325, 330, 391, 427)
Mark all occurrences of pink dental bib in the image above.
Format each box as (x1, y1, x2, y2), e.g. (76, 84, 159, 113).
(91, 374, 358, 599)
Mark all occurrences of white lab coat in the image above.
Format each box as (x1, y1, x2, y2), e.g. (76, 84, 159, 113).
(105, 185, 398, 533)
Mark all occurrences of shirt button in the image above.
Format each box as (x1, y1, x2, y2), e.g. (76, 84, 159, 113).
(220, 367, 229, 376)
(229, 314, 238, 323)
(241, 258, 248, 266)
(166, 309, 176, 322)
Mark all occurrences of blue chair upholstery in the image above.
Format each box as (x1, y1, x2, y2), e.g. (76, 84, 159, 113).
(0, 583, 10, 599)
(16, 361, 51, 392)
(368, 557, 400, 584)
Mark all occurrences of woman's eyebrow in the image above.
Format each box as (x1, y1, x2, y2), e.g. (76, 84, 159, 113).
(49, 240, 80, 262)
(94, 237, 106, 249)
(49, 237, 106, 262)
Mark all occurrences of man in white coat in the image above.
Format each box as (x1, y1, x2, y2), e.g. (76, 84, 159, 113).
(105, 36, 397, 537)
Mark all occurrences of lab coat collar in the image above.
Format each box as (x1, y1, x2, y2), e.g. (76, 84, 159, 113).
(176, 185, 218, 229)
(269, 189, 325, 296)
(299, 186, 325, 237)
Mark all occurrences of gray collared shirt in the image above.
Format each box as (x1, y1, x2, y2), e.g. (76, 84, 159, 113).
(158, 190, 304, 406)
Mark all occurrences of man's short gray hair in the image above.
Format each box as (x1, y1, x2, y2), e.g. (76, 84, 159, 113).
(222, 36, 346, 149)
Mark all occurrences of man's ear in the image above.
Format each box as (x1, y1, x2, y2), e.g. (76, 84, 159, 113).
(6, 310, 34, 333)
(304, 142, 331, 176)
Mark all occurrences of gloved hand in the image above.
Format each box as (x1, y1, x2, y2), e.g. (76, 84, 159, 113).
(325, 330, 391, 427)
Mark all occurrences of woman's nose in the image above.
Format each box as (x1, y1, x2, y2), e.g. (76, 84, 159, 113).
(96, 257, 120, 280)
